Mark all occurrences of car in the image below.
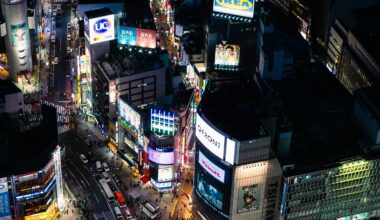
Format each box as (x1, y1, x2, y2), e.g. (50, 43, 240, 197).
(67, 34, 71, 41)
(50, 35, 55, 43)
(102, 172, 110, 181)
(67, 46, 71, 54)
(102, 162, 110, 172)
(53, 57, 59, 64)
(80, 154, 88, 164)
(67, 22, 71, 29)
(52, 10, 57, 16)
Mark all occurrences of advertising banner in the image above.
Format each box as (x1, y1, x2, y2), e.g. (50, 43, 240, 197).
(109, 80, 117, 103)
(150, 109, 176, 136)
(198, 151, 225, 183)
(136, 28, 157, 49)
(158, 165, 174, 182)
(215, 44, 240, 66)
(118, 26, 156, 49)
(148, 148, 174, 165)
(10, 22, 28, 48)
(87, 14, 115, 44)
(118, 98, 141, 130)
(196, 113, 225, 159)
(196, 173, 223, 210)
(237, 184, 260, 213)
(0, 178, 11, 219)
(213, 0, 255, 18)
(118, 26, 137, 45)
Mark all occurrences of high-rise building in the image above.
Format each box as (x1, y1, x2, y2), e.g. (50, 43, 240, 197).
(1, 0, 32, 82)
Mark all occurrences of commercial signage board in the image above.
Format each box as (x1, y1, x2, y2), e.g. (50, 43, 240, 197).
(213, 0, 255, 18)
(150, 179, 172, 189)
(225, 138, 236, 165)
(198, 151, 225, 183)
(237, 184, 260, 213)
(10, 22, 28, 47)
(150, 109, 176, 136)
(0, 178, 11, 219)
(196, 113, 225, 159)
(215, 44, 240, 66)
(196, 173, 223, 210)
(148, 148, 174, 165)
(118, 98, 141, 130)
(87, 14, 115, 44)
(118, 26, 156, 49)
(109, 80, 117, 103)
(158, 165, 174, 182)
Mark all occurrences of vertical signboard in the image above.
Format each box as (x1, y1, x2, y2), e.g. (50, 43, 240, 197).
(109, 80, 117, 103)
(53, 146, 64, 211)
(0, 178, 11, 219)
(10, 23, 28, 47)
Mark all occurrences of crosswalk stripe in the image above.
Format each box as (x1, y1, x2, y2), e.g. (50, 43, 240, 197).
(58, 125, 71, 135)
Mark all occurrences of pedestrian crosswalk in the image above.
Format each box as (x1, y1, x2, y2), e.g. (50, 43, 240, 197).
(58, 125, 71, 135)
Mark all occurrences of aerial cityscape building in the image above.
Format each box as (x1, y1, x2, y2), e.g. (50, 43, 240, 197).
(0, 0, 380, 219)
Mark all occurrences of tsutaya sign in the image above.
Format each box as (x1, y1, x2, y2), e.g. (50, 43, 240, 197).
(213, 0, 255, 18)
(198, 151, 225, 183)
(196, 113, 225, 159)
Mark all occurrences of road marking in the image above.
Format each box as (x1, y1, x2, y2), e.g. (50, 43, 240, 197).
(93, 213, 98, 220)
(102, 211, 106, 220)
(68, 169, 82, 188)
(71, 162, 90, 186)
(94, 193, 100, 203)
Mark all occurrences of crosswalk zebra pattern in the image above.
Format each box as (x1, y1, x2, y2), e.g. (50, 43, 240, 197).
(58, 125, 71, 135)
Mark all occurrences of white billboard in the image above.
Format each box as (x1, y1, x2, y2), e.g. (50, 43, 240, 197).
(87, 14, 115, 44)
(198, 151, 225, 183)
(213, 0, 255, 18)
(196, 113, 225, 159)
(225, 138, 236, 165)
(118, 98, 141, 130)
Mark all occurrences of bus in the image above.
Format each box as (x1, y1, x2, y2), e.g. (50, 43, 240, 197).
(114, 191, 126, 207)
(99, 178, 114, 201)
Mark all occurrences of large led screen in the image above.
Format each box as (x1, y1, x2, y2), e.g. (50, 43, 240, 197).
(118, 98, 141, 130)
(158, 165, 174, 182)
(196, 173, 223, 210)
(150, 109, 176, 136)
(118, 26, 157, 49)
(215, 44, 240, 66)
(87, 14, 115, 44)
(213, 0, 255, 18)
(196, 113, 225, 159)
(148, 148, 174, 165)
(198, 151, 225, 183)
(11, 22, 28, 48)
(237, 184, 260, 213)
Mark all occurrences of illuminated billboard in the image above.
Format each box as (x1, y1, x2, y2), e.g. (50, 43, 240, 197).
(148, 148, 174, 165)
(213, 0, 255, 18)
(215, 44, 240, 66)
(198, 151, 225, 183)
(0, 177, 11, 219)
(237, 184, 260, 213)
(11, 22, 28, 48)
(86, 14, 115, 44)
(158, 165, 174, 182)
(118, 97, 141, 130)
(196, 173, 223, 210)
(118, 26, 157, 49)
(150, 109, 176, 136)
(196, 113, 225, 159)
(109, 80, 117, 103)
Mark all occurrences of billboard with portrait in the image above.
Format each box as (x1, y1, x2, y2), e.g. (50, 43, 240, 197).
(196, 173, 223, 210)
(148, 148, 174, 165)
(215, 44, 240, 66)
(86, 14, 115, 44)
(213, 0, 255, 18)
(237, 184, 260, 213)
(11, 22, 28, 47)
(118, 26, 157, 49)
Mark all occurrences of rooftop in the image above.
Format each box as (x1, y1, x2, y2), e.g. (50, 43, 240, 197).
(355, 85, 380, 123)
(96, 49, 163, 80)
(278, 68, 362, 175)
(0, 79, 21, 96)
(84, 7, 113, 19)
(198, 80, 268, 141)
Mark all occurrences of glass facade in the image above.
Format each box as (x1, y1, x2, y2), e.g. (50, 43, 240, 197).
(283, 158, 380, 220)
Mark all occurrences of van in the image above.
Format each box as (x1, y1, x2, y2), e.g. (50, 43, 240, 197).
(96, 161, 102, 172)
(114, 206, 122, 219)
(102, 162, 110, 172)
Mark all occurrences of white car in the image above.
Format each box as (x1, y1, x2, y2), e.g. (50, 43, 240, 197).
(67, 34, 71, 41)
(80, 154, 88, 164)
(102, 162, 110, 172)
(53, 57, 59, 64)
(50, 35, 56, 43)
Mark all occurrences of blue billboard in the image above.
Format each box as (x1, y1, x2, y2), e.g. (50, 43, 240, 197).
(0, 178, 11, 219)
(118, 26, 137, 46)
(213, 0, 255, 18)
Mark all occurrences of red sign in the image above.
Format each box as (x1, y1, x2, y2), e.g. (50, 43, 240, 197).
(136, 29, 156, 49)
